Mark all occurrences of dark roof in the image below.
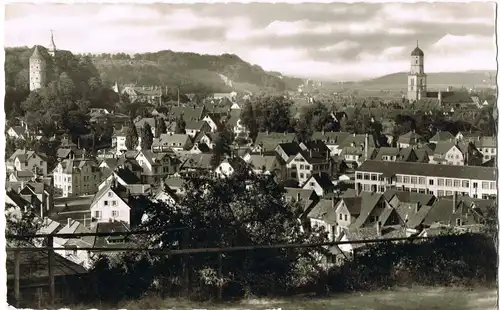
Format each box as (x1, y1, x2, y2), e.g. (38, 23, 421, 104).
(306, 173, 335, 190)
(277, 142, 301, 156)
(411, 46, 424, 56)
(357, 160, 496, 181)
(6, 246, 87, 280)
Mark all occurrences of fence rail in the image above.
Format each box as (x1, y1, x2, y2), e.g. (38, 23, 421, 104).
(6, 235, 453, 254)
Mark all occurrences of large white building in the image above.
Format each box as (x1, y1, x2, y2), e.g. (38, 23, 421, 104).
(355, 161, 496, 200)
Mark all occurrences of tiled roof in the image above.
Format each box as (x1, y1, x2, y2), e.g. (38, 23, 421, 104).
(397, 131, 422, 144)
(180, 154, 212, 170)
(255, 132, 295, 151)
(357, 160, 496, 180)
(307, 198, 337, 224)
(429, 131, 455, 143)
(246, 154, 279, 171)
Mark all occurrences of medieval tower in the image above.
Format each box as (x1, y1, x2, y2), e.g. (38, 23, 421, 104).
(29, 31, 56, 91)
(407, 42, 427, 101)
(29, 46, 47, 91)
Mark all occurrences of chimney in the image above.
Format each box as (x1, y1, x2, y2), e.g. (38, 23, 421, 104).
(376, 221, 382, 237)
(309, 149, 313, 158)
(266, 130, 269, 135)
(67, 217, 72, 227)
(296, 192, 301, 201)
(83, 214, 87, 228)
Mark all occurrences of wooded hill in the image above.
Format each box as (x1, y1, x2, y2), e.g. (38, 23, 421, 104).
(90, 50, 303, 94)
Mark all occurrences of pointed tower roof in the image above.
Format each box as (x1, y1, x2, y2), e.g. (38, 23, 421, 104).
(49, 30, 56, 52)
(30, 45, 44, 60)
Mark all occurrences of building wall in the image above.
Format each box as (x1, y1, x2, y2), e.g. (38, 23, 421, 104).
(29, 58, 46, 91)
(355, 171, 497, 199)
(90, 189, 130, 224)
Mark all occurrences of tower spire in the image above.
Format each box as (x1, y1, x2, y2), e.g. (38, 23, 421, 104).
(416, 40, 419, 47)
(48, 30, 56, 57)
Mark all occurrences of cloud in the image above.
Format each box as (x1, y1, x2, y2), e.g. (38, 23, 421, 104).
(4, 2, 496, 81)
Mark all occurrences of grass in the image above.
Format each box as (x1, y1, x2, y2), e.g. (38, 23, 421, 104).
(59, 286, 497, 310)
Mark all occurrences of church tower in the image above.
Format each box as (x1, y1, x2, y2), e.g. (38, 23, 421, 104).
(29, 45, 47, 91)
(48, 30, 57, 57)
(407, 42, 427, 101)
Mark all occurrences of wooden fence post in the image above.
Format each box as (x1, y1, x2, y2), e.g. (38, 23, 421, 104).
(181, 229, 190, 296)
(47, 236, 55, 306)
(217, 252, 223, 300)
(14, 249, 20, 308)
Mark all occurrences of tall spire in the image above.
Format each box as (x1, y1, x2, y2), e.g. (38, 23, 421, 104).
(416, 40, 419, 47)
(48, 30, 56, 57)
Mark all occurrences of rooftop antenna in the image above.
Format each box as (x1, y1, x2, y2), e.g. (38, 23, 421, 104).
(416, 40, 419, 47)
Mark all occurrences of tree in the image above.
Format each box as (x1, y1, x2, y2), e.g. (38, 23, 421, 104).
(140, 123, 154, 150)
(156, 118, 167, 137)
(175, 116, 186, 134)
(140, 171, 329, 297)
(6, 202, 43, 247)
(210, 122, 232, 168)
(125, 125, 139, 150)
(240, 103, 258, 141)
(5, 138, 17, 158)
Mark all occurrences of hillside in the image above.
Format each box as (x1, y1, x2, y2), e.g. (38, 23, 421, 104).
(360, 70, 496, 89)
(91, 50, 303, 94)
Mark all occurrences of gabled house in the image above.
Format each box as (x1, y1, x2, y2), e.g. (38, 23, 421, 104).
(179, 154, 213, 177)
(7, 126, 29, 140)
(253, 132, 295, 153)
(152, 133, 192, 152)
(112, 126, 130, 154)
(302, 172, 336, 197)
(275, 142, 302, 162)
(135, 150, 180, 184)
(334, 192, 401, 238)
(429, 141, 482, 166)
(284, 187, 320, 219)
(52, 159, 101, 197)
(396, 131, 425, 149)
(53, 218, 93, 269)
(8, 170, 36, 182)
(383, 190, 437, 232)
(189, 143, 211, 154)
(90, 182, 132, 225)
(311, 131, 351, 156)
(307, 198, 337, 241)
(7, 149, 48, 176)
(202, 113, 224, 132)
(185, 120, 211, 138)
(286, 150, 331, 186)
(193, 132, 217, 150)
(243, 153, 286, 180)
(429, 131, 455, 144)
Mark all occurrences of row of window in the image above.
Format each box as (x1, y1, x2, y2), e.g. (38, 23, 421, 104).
(357, 173, 496, 190)
(93, 210, 119, 218)
(362, 183, 496, 200)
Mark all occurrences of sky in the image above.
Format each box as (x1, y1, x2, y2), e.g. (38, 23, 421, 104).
(4, 2, 497, 81)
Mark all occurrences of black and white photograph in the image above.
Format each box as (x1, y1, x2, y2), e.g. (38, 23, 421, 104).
(3, 2, 498, 309)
